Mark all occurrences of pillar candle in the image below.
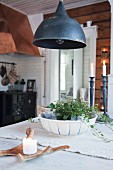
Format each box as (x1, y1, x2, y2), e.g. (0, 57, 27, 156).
(23, 138, 37, 154)
(90, 63, 94, 77)
(103, 60, 106, 76)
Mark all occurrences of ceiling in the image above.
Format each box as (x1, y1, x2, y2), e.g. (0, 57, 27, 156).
(0, 0, 107, 15)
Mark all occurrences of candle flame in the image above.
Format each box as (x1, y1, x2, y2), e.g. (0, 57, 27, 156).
(103, 60, 105, 65)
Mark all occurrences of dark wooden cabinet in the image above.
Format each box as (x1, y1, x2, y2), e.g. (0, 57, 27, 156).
(0, 92, 37, 127)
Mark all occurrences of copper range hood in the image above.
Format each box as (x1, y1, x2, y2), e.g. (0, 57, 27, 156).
(0, 3, 40, 56)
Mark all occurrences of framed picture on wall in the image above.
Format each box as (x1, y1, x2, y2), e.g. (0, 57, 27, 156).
(26, 79, 36, 92)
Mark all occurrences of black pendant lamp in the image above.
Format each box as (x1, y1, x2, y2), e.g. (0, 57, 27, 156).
(33, 0, 86, 49)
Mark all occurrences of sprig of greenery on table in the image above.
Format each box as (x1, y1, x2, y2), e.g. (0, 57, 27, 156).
(97, 113, 113, 133)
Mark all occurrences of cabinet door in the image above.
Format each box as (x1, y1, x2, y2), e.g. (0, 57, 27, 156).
(24, 92, 37, 118)
(0, 93, 3, 126)
(2, 94, 13, 126)
(12, 93, 27, 123)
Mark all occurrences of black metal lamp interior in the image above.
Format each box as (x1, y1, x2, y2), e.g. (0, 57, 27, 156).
(33, 0, 86, 49)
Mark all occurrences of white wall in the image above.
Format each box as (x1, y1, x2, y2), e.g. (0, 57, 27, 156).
(65, 50, 74, 93)
(0, 54, 19, 92)
(108, 0, 113, 117)
(45, 49, 59, 105)
(0, 53, 43, 105)
(83, 38, 90, 88)
(60, 50, 74, 94)
(73, 49, 83, 99)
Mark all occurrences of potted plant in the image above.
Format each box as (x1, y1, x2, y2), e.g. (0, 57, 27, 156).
(49, 99, 97, 120)
(39, 99, 98, 136)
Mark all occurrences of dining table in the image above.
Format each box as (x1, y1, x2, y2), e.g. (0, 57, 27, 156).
(0, 118, 113, 170)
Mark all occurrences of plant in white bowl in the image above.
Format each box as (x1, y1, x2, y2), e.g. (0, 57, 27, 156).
(39, 99, 98, 136)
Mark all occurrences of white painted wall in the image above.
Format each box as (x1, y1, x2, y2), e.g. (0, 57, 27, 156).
(65, 50, 74, 93)
(108, 0, 113, 117)
(28, 13, 43, 56)
(83, 26, 98, 105)
(73, 49, 83, 99)
(60, 50, 74, 94)
(28, 13, 43, 34)
(83, 38, 90, 88)
(45, 49, 59, 105)
(108, 0, 113, 74)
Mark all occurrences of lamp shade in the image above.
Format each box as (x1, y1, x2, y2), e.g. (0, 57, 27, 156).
(33, 0, 86, 49)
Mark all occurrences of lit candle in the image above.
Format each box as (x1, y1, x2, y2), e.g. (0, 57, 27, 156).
(23, 138, 37, 154)
(90, 63, 94, 77)
(103, 60, 106, 76)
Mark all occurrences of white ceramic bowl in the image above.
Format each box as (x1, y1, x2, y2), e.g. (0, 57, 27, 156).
(39, 115, 97, 136)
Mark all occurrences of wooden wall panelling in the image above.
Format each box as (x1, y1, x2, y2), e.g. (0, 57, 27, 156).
(96, 69, 102, 80)
(97, 39, 110, 49)
(44, 2, 110, 19)
(95, 89, 101, 98)
(96, 49, 101, 56)
(67, 2, 110, 18)
(96, 57, 102, 69)
(98, 28, 110, 39)
(95, 80, 101, 90)
(94, 21, 110, 29)
(95, 98, 101, 107)
(75, 11, 111, 25)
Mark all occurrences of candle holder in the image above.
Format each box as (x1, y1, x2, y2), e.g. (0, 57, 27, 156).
(97, 76, 112, 122)
(90, 77, 95, 107)
(102, 76, 107, 116)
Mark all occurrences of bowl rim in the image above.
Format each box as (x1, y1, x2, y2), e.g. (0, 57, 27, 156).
(39, 114, 97, 123)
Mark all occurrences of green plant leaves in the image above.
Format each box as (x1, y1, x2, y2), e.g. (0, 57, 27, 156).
(49, 99, 97, 120)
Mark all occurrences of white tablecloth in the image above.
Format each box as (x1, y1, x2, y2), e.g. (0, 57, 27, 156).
(0, 119, 113, 160)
